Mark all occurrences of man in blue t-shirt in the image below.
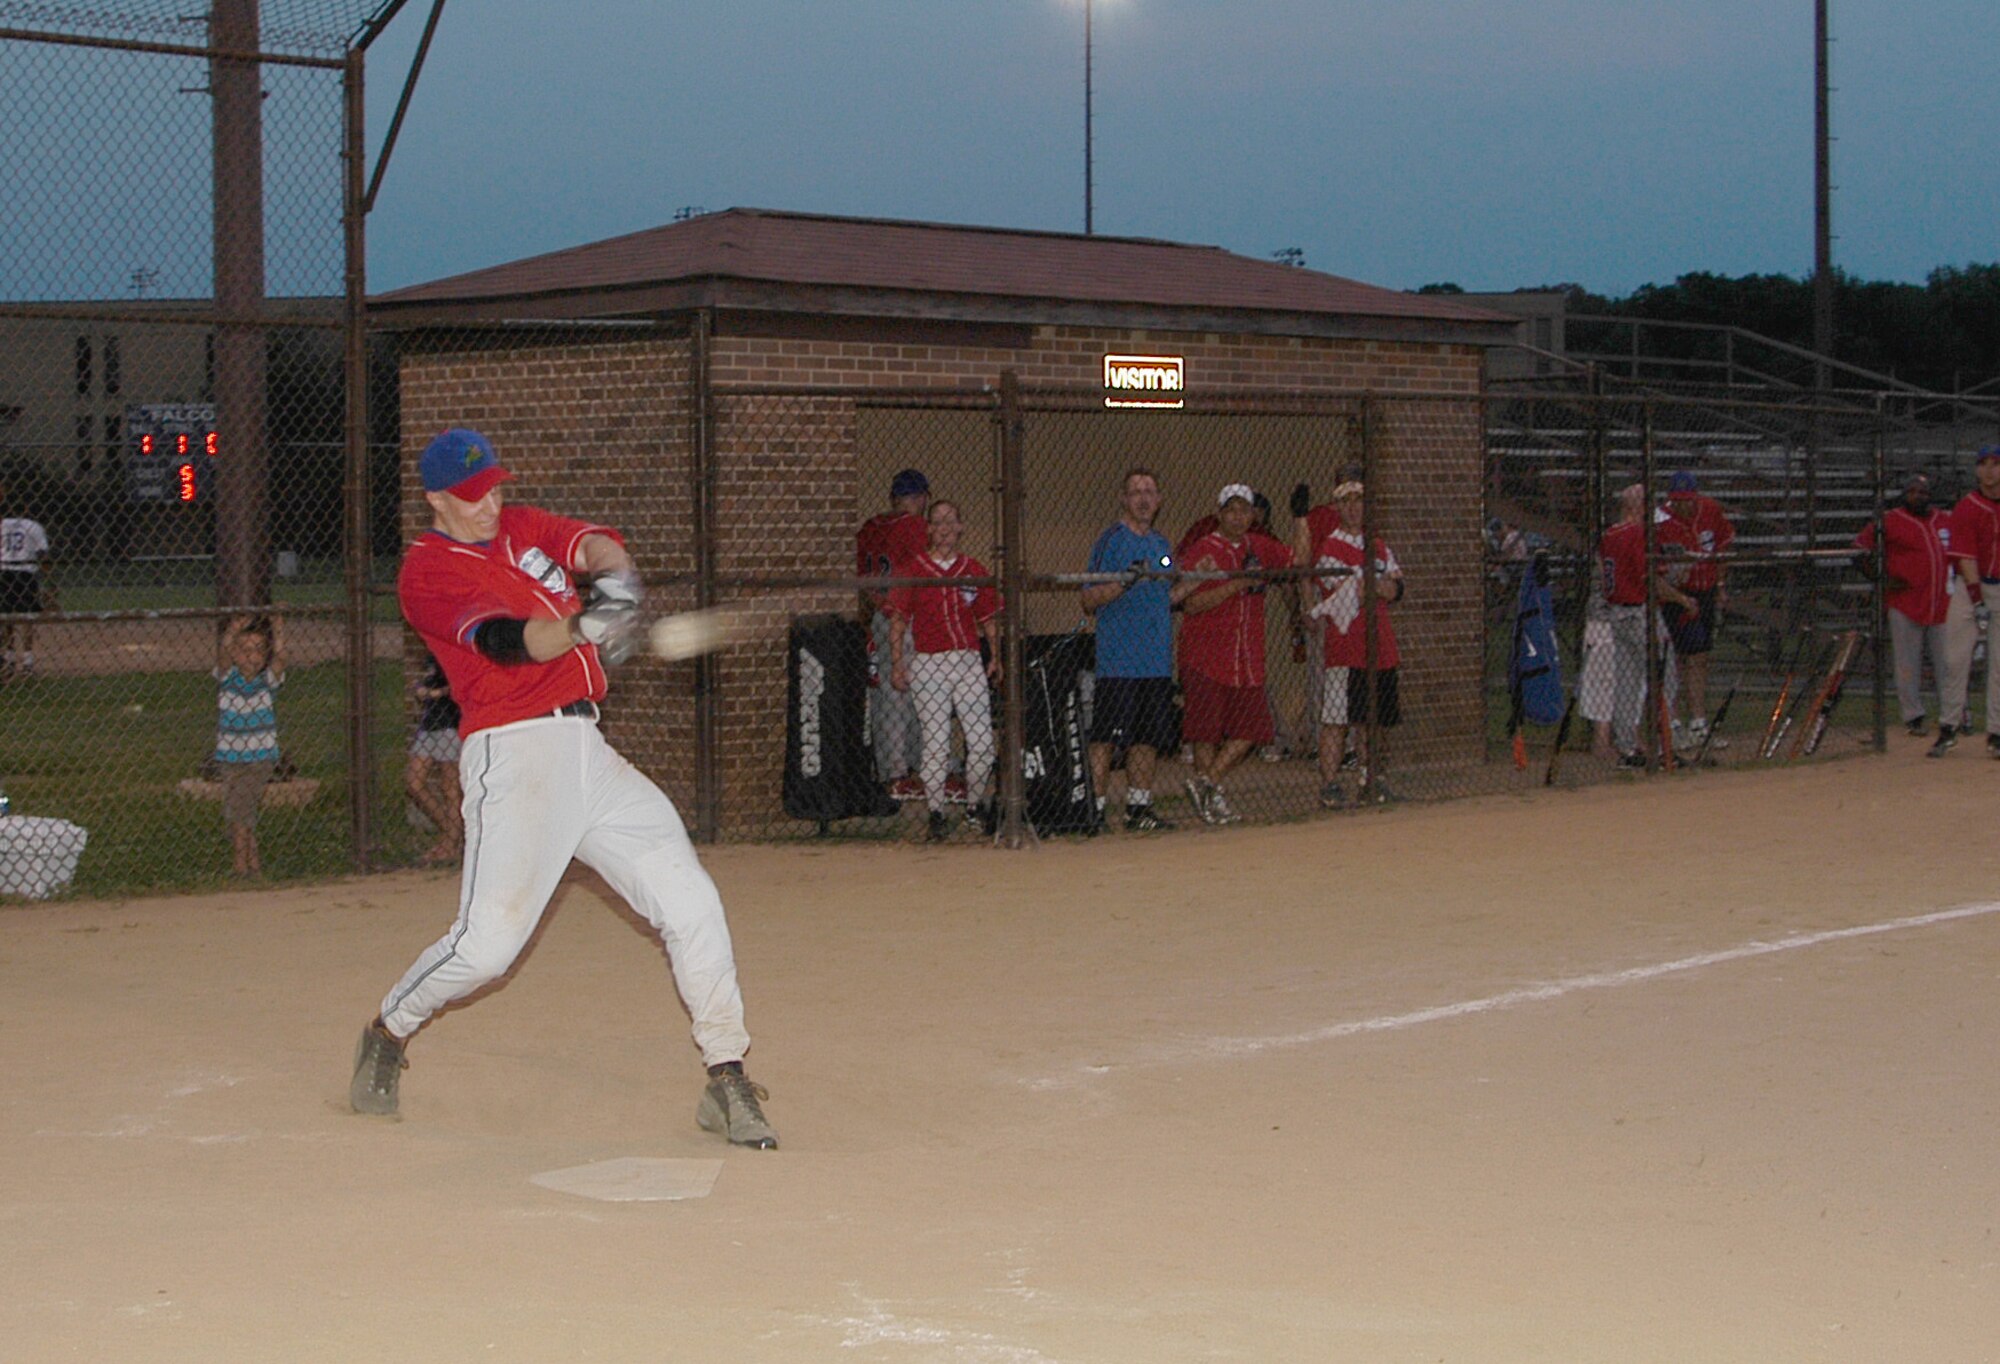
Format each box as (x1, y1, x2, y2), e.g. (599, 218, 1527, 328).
(1082, 467, 1177, 832)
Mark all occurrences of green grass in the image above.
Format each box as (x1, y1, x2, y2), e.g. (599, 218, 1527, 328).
(0, 658, 428, 900)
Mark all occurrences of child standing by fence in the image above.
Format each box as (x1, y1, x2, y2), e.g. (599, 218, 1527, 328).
(214, 612, 285, 877)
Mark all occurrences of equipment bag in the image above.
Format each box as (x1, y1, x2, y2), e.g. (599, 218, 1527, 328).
(783, 615, 898, 823)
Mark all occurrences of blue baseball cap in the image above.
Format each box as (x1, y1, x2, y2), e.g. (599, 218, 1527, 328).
(420, 428, 513, 501)
(1667, 471, 1698, 494)
(890, 468, 930, 499)
(1976, 444, 2000, 464)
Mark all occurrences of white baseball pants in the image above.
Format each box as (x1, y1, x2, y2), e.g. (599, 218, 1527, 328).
(1940, 580, 1989, 733)
(911, 649, 994, 812)
(379, 714, 752, 1067)
(1888, 607, 1948, 726)
(870, 610, 923, 780)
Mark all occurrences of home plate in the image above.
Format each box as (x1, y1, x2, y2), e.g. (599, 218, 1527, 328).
(529, 1157, 723, 1202)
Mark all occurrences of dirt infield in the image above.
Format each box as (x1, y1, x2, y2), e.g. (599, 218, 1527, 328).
(5, 738, 1997, 1362)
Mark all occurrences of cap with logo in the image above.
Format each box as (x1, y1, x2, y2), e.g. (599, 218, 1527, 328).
(890, 468, 930, 499)
(420, 428, 513, 502)
(1667, 471, 1699, 495)
(1976, 444, 2000, 464)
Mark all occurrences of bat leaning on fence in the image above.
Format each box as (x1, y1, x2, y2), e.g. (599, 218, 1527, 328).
(1768, 636, 1832, 760)
(1542, 686, 1579, 787)
(1688, 675, 1737, 767)
(1789, 630, 1863, 759)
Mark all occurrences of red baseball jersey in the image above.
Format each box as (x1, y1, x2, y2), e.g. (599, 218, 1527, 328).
(1655, 496, 1734, 591)
(1311, 529, 1400, 669)
(857, 512, 928, 584)
(1854, 507, 1951, 626)
(1598, 519, 1650, 605)
(1304, 503, 1342, 545)
(397, 503, 624, 736)
(1948, 491, 2000, 581)
(1179, 531, 1292, 688)
(884, 553, 1001, 653)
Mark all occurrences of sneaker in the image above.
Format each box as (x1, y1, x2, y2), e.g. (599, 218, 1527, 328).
(696, 1064, 778, 1149)
(349, 1019, 406, 1116)
(888, 775, 926, 802)
(1987, 734, 2000, 759)
(968, 801, 998, 835)
(1339, 748, 1359, 771)
(1365, 778, 1401, 804)
(1124, 804, 1173, 832)
(1318, 781, 1347, 810)
(1905, 717, 1929, 738)
(1182, 776, 1213, 824)
(1259, 744, 1285, 763)
(943, 774, 969, 804)
(925, 810, 950, 842)
(1205, 786, 1241, 825)
(1927, 726, 1957, 759)
(1616, 751, 1649, 770)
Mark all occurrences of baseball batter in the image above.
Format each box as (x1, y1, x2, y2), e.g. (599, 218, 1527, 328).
(349, 428, 777, 1149)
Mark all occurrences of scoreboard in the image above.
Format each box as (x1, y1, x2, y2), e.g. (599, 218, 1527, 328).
(125, 404, 218, 504)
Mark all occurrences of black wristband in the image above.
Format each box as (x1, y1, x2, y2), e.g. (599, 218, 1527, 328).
(472, 617, 532, 664)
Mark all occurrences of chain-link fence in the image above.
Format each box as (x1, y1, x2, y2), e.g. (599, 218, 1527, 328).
(1, 9, 404, 896)
(9, 9, 1996, 896)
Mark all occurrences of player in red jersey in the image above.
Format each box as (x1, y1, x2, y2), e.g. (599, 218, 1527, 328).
(349, 428, 777, 1149)
(1653, 471, 1735, 744)
(1937, 445, 2000, 756)
(886, 500, 1003, 840)
(1854, 472, 1952, 737)
(1306, 481, 1404, 808)
(857, 469, 932, 799)
(1598, 483, 1697, 766)
(1173, 484, 1293, 823)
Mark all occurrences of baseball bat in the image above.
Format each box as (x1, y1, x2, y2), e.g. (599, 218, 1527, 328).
(1758, 632, 1817, 759)
(1688, 678, 1736, 767)
(1542, 687, 1579, 787)
(1793, 630, 1862, 758)
(644, 602, 764, 661)
(1769, 638, 1839, 759)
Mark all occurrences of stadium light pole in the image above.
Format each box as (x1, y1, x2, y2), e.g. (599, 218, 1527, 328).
(1084, 0, 1094, 234)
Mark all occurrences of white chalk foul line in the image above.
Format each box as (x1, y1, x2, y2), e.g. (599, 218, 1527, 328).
(1033, 900, 2000, 1087)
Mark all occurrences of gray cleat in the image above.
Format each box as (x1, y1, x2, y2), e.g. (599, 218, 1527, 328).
(350, 1019, 407, 1116)
(697, 1067, 779, 1149)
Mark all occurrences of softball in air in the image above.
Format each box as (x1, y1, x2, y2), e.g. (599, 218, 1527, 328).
(648, 609, 735, 661)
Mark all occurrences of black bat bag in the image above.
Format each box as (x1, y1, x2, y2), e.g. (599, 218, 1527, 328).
(783, 615, 898, 823)
(1021, 632, 1098, 835)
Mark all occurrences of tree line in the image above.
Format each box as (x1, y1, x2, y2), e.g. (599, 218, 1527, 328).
(1423, 266, 2000, 395)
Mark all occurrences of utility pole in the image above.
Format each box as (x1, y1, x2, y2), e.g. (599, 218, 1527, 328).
(211, 0, 269, 607)
(1813, 0, 1834, 386)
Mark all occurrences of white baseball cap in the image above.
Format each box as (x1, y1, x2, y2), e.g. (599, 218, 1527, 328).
(1217, 483, 1255, 507)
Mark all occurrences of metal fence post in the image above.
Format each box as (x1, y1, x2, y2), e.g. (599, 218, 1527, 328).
(1641, 400, 1661, 769)
(1871, 394, 1888, 753)
(691, 309, 720, 843)
(341, 48, 373, 871)
(997, 371, 1028, 848)
(1359, 393, 1379, 798)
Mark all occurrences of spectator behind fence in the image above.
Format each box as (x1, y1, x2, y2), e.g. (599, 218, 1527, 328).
(1177, 490, 1304, 764)
(886, 499, 1003, 843)
(0, 482, 53, 680)
(1305, 481, 1405, 808)
(1933, 446, 2000, 757)
(407, 651, 464, 865)
(214, 611, 286, 877)
(1288, 465, 1365, 765)
(1853, 472, 1952, 738)
(1654, 471, 1734, 747)
(856, 467, 931, 801)
(1081, 466, 1177, 833)
(1173, 484, 1292, 825)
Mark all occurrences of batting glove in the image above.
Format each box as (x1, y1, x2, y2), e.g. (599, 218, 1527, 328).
(569, 595, 641, 664)
(592, 569, 643, 608)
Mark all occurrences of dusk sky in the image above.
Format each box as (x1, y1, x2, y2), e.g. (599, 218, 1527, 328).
(356, 1, 2000, 298)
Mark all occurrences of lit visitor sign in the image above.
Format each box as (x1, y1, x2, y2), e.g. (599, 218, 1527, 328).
(1103, 354, 1185, 409)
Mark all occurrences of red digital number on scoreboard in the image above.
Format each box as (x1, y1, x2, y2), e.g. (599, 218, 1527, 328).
(177, 463, 198, 503)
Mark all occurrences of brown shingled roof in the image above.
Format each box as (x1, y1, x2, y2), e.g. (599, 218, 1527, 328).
(372, 207, 1508, 332)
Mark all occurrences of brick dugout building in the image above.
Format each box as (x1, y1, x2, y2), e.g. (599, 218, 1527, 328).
(371, 209, 1515, 838)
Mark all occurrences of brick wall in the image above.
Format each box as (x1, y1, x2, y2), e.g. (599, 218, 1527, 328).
(398, 321, 1486, 837)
